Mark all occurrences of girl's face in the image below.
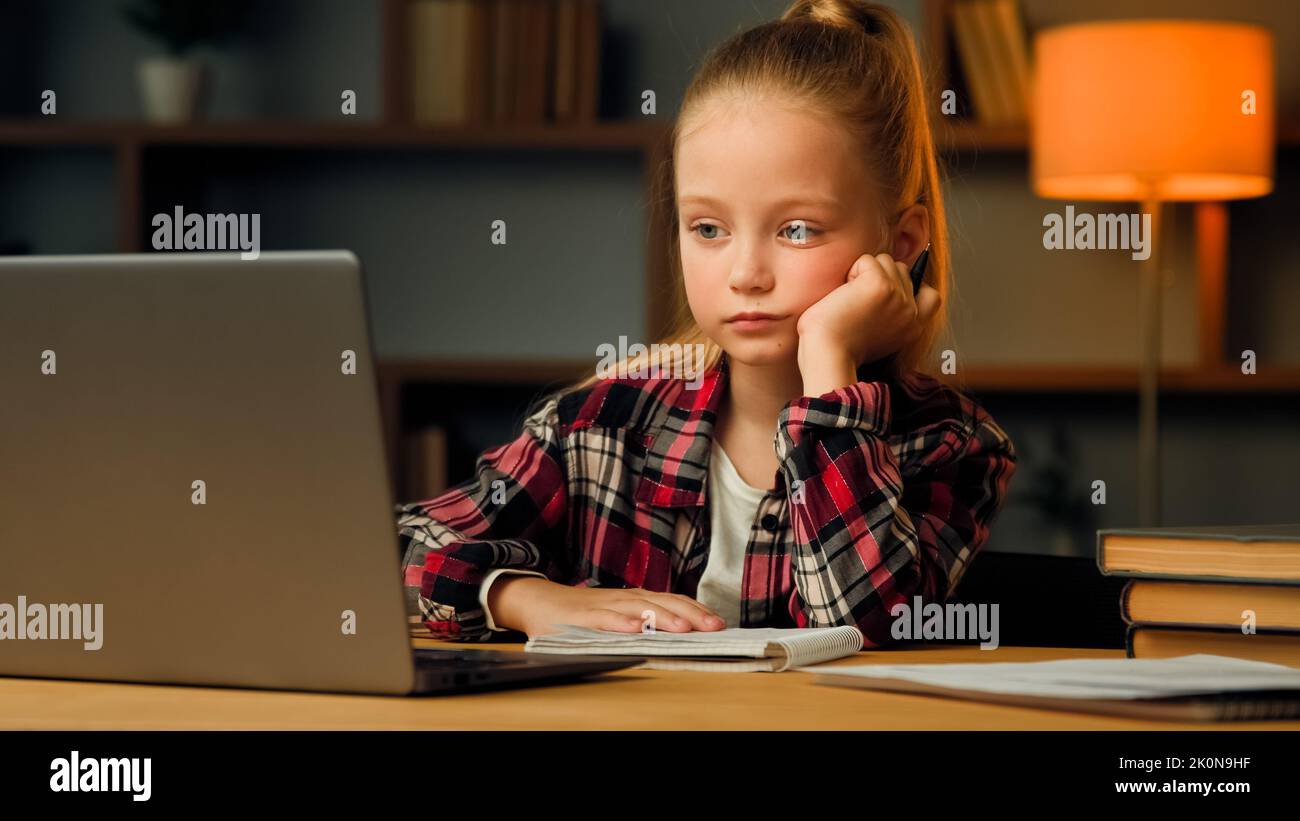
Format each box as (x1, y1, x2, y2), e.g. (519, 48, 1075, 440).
(676, 96, 886, 367)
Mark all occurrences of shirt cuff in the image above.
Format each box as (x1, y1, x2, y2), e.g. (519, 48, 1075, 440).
(479, 568, 548, 632)
(776, 380, 891, 456)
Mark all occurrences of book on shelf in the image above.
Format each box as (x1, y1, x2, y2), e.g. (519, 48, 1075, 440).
(403, 425, 449, 502)
(988, 0, 1031, 121)
(409, 0, 602, 126)
(948, 0, 1030, 126)
(490, 0, 516, 122)
(409, 0, 473, 124)
(949, 0, 1001, 124)
(465, 0, 494, 122)
(553, 0, 578, 121)
(968, 0, 1018, 123)
(571, 0, 602, 122)
(523, 0, 548, 121)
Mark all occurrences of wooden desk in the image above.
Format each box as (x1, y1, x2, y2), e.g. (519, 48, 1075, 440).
(2, 642, 1297, 730)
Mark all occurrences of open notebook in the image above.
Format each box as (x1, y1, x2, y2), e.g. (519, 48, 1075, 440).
(525, 625, 864, 672)
(801, 653, 1300, 721)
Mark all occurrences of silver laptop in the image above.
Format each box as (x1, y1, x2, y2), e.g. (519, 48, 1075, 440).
(0, 251, 637, 695)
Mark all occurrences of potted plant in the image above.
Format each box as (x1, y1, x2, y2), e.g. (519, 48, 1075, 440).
(123, 0, 250, 123)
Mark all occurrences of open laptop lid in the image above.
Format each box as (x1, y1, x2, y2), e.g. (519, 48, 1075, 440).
(0, 251, 417, 694)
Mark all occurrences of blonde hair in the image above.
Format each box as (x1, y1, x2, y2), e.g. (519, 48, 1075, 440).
(563, 0, 950, 396)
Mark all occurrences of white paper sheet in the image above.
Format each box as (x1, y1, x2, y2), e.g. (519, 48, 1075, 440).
(796, 653, 1300, 700)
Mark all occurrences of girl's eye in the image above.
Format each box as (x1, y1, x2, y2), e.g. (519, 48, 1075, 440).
(781, 222, 820, 243)
(688, 222, 819, 242)
(691, 222, 726, 240)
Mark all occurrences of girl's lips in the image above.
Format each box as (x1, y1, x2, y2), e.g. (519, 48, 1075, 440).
(725, 314, 786, 332)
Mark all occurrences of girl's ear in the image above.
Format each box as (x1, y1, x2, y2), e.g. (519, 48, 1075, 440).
(891, 204, 930, 266)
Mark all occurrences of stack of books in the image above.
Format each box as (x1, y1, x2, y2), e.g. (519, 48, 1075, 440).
(1098, 524, 1300, 668)
(947, 0, 1031, 126)
(409, 0, 602, 126)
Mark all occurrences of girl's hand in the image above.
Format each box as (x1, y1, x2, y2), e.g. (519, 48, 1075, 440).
(487, 575, 728, 639)
(795, 252, 942, 396)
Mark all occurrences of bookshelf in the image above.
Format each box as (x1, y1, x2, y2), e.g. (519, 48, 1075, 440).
(376, 358, 590, 486)
(4, 0, 1298, 500)
(0, 0, 670, 500)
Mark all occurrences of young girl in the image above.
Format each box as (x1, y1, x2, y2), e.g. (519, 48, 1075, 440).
(397, 0, 1017, 646)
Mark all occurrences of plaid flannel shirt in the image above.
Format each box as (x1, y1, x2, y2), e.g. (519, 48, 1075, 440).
(396, 352, 1017, 646)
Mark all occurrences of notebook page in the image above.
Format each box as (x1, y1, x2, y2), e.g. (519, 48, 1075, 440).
(525, 625, 862, 663)
(798, 653, 1300, 700)
(640, 658, 781, 672)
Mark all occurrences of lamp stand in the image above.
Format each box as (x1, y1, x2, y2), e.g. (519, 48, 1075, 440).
(1138, 198, 1163, 527)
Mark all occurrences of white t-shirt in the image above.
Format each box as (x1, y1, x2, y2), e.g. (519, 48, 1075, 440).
(694, 438, 769, 629)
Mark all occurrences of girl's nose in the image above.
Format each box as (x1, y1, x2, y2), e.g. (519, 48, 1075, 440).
(727, 246, 775, 293)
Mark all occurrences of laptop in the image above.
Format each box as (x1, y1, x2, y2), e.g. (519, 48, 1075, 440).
(0, 251, 639, 695)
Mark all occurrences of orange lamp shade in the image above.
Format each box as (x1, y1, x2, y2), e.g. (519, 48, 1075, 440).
(1032, 20, 1274, 201)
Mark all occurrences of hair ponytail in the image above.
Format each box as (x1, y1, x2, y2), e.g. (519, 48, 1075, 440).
(778, 0, 951, 376)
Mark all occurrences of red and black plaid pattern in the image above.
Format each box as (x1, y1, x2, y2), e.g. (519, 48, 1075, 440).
(396, 353, 1018, 646)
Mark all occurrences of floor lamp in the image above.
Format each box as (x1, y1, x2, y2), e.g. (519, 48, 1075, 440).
(1031, 20, 1275, 526)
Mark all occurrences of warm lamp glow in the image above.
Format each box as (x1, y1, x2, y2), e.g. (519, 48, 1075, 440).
(1032, 20, 1275, 201)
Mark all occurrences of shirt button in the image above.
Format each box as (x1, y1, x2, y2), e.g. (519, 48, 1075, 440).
(760, 513, 780, 533)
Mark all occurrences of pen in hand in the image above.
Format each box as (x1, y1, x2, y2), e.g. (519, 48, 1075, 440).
(909, 244, 930, 296)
